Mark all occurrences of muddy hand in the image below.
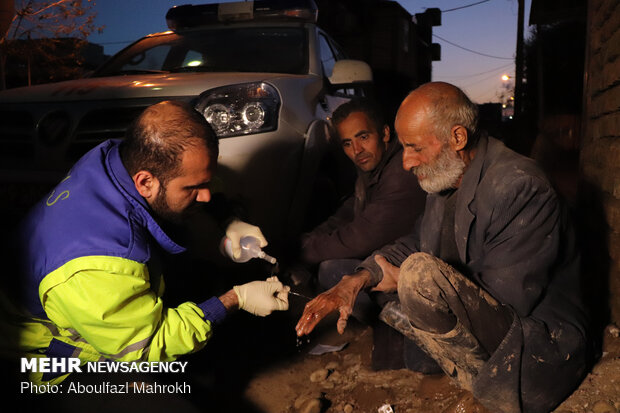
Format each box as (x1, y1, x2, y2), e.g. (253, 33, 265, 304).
(295, 291, 349, 337)
(295, 274, 366, 336)
(371, 255, 400, 293)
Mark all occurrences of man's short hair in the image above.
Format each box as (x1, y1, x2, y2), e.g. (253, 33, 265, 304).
(120, 101, 219, 185)
(330, 98, 386, 140)
(426, 85, 480, 147)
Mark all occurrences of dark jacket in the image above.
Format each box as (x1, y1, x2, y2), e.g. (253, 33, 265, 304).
(300, 139, 426, 264)
(360, 135, 589, 413)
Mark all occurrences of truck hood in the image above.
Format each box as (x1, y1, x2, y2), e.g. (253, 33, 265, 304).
(0, 72, 301, 103)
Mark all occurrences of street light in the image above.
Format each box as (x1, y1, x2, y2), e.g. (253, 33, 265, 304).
(501, 74, 510, 81)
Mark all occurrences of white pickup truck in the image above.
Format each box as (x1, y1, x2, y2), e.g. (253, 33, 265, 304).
(0, 0, 372, 244)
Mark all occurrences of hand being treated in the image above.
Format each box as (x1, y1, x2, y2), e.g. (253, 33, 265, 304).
(295, 271, 370, 337)
(233, 276, 290, 317)
(225, 219, 268, 260)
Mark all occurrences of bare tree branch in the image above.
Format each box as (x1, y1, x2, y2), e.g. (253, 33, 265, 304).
(1, 0, 104, 88)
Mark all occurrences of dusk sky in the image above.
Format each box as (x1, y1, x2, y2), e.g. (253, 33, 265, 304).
(88, 0, 532, 104)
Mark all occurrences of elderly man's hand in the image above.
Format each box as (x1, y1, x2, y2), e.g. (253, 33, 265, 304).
(295, 271, 370, 336)
(370, 255, 400, 293)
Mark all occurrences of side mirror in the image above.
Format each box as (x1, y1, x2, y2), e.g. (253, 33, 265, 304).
(328, 59, 372, 86)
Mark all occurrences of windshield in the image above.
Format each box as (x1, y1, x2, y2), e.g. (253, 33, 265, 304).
(95, 27, 308, 76)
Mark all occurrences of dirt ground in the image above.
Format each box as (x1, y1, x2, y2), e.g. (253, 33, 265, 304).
(239, 314, 620, 413)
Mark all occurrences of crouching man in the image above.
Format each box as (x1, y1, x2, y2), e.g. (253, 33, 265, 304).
(15, 101, 289, 386)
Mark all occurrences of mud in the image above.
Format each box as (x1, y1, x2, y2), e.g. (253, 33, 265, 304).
(243, 319, 479, 412)
(242, 321, 620, 413)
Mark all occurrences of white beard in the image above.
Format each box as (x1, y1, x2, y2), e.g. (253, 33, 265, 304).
(413, 145, 466, 194)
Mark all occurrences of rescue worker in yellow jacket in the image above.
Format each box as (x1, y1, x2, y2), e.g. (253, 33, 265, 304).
(16, 100, 290, 385)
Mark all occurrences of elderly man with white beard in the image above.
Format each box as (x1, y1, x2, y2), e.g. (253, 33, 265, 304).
(295, 82, 590, 413)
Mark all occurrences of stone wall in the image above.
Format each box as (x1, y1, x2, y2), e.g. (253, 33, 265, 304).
(580, 0, 620, 324)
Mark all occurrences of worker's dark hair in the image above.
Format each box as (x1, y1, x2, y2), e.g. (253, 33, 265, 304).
(330, 98, 387, 140)
(120, 100, 219, 185)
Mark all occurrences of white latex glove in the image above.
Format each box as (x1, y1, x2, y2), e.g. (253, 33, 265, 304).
(225, 219, 268, 260)
(233, 276, 290, 317)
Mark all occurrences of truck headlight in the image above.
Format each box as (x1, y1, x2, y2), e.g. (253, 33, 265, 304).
(195, 82, 280, 138)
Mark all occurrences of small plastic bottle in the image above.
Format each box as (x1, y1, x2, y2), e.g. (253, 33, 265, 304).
(220, 235, 277, 264)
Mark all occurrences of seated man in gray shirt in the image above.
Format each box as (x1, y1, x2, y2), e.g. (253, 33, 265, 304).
(298, 98, 427, 369)
(301, 98, 425, 265)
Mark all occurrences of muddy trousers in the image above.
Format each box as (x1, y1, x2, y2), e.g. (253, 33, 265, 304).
(380, 252, 513, 391)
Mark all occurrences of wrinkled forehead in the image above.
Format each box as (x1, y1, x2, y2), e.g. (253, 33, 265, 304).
(396, 100, 433, 134)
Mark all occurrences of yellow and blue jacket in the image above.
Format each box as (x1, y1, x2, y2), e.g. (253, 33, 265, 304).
(17, 140, 227, 384)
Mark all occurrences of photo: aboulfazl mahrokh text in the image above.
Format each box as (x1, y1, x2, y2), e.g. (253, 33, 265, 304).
(22, 380, 192, 395)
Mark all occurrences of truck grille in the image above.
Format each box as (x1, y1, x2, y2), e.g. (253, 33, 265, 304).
(0, 98, 175, 179)
(68, 106, 150, 161)
(0, 109, 35, 160)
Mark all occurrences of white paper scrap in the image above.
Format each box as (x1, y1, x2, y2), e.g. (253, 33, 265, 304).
(308, 342, 348, 355)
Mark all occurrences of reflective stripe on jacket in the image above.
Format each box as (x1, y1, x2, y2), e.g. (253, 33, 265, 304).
(20, 255, 225, 384)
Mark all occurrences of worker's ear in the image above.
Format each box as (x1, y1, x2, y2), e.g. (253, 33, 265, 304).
(449, 125, 468, 152)
(382, 125, 390, 144)
(133, 170, 160, 202)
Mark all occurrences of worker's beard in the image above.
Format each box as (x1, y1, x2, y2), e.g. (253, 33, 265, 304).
(413, 144, 466, 194)
(151, 185, 195, 225)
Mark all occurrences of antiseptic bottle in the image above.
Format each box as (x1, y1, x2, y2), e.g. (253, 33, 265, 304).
(221, 235, 277, 264)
